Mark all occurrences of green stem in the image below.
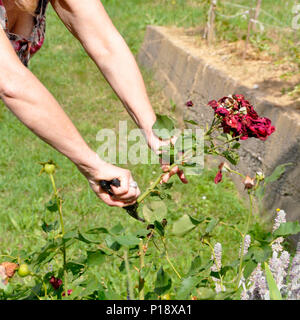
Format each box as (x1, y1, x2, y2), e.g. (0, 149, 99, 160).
(227, 168, 246, 179)
(49, 173, 68, 298)
(162, 237, 181, 280)
(31, 273, 48, 299)
(137, 163, 178, 204)
(138, 240, 145, 300)
(0, 254, 17, 261)
(137, 149, 194, 205)
(50, 174, 65, 235)
(207, 135, 242, 154)
(236, 192, 253, 289)
(124, 250, 134, 300)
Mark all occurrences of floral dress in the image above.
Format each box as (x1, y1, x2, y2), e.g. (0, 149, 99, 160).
(0, 0, 50, 66)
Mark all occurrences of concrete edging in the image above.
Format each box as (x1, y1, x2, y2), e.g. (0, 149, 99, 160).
(138, 25, 300, 229)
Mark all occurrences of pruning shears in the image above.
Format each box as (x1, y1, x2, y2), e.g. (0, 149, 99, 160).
(99, 178, 145, 223)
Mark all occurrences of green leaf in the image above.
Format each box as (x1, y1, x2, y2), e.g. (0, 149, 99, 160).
(86, 250, 106, 267)
(142, 201, 167, 223)
(196, 287, 216, 300)
(66, 262, 85, 275)
(85, 227, 109, 235)
(243, 259, 257, 279)
(154, 220, 165, 237)
(184, 119, 198, 126)
(205, 218, 219, 234)
(232, 143, 241, 149)
(152, 114, 175, 139)
(115, 235, 141, 247)
(222, 150, 239, 165)
(265, 163, 293, 184)
(140, 265, 152, 279)
(110, 223, 125, 235)
(210, 266, 233, 279)
(154, 267, 172, 295)
(42, 220, 59, 233)
(273, 221, 300, 237)
(176, 276, 201, 299)
(145, 292, 159, 300)
(76, 230, 101, 244)
(264, 262, 282, 300)
(172, 214, 201, 237)
(105, 234, 121, 251)
(63, 230, 78, 241)
(45, 199, 58, 212)
(187, 256, 202, 276)
(79, 274, 104, 297)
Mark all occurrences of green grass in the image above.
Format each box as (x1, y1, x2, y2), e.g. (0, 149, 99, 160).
(0, 1, 275, 298)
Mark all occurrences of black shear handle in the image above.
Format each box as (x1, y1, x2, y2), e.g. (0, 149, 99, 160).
(99, 178, 145, 223)
(99, 178, 121, 196)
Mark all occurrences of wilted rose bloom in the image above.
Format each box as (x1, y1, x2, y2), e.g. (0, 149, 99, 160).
(243, 176, 255, 189)
(50, 276, 62, 290)
(1, 262, 18, 279)
(214, 163, 224, 184)
(208, 100, 219, 110)
(185, 100, 194, 107)
(214, 171, 223, 184)
(215, 107, 229, 117)
(208, 94, 275, 141)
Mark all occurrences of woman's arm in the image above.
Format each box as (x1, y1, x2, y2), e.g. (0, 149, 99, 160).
(50, 0, 187, 183)
(50, 0, 156, 138)
(0, 27, 140, 207)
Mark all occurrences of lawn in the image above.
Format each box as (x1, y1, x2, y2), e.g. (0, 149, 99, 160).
(0, 0, 284, 299)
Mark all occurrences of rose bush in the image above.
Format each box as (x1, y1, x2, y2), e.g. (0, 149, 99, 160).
(0, 94, 298, 300)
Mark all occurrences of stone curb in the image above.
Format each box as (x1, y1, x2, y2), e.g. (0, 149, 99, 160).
(138, 25, 300, 232)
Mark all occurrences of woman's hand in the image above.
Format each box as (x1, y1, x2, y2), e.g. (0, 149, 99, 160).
(77, 153, 141, 208)
(146, 131, 188, 185)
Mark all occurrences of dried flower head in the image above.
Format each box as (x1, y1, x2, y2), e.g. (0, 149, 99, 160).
(243, 176, 255, 189)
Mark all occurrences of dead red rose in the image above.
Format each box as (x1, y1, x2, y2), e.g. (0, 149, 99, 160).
(214, 170, 223, 184)
(208, 95, 275, 141)
(186, 100, 194, 107)
(215, 107, 229, 117)
(1, 262, 19, 278)
(208, 100, 219, 110)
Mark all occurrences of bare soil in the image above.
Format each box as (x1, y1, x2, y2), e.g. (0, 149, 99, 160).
(164, 26, 300, 110)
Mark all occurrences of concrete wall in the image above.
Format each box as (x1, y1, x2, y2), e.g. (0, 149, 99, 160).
(138, 25, 300, 235)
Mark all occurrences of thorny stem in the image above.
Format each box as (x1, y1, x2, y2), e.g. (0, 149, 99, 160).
(236, 191, 253, 289)
(49, 173, 65, 235)
(206, 135, 242, 154)
(137, 163, 178, 204)
(48, 173, 68, 299)
(138, 240, 145, 300)
(124, 250, 134, 300)
(137, 149, 194, 204)
(161, 237, 182, 280)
